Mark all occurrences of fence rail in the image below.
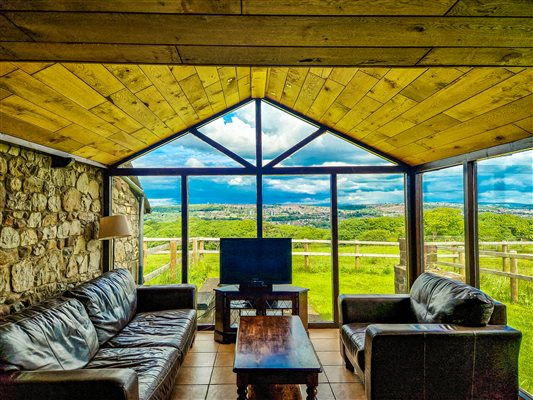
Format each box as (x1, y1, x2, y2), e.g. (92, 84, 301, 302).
(143, 237, 533, 302)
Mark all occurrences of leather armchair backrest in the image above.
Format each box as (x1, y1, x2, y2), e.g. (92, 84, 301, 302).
(0, 297, 98, 372)
(64, 268, 137, 345)
(410, 272, 494, 326)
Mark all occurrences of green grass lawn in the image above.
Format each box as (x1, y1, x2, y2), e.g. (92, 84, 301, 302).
(143, 244, 532, 393)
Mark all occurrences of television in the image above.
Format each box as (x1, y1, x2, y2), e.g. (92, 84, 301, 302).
(219, 238, 292, 290)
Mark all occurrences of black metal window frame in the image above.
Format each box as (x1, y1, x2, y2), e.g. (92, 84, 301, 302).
(105, 98, 533, 327)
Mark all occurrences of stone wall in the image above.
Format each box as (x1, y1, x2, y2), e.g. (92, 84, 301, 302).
(112, 177, 140, 282)
(0, 142, 140, 316)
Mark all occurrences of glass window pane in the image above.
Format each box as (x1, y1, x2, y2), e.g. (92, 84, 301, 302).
(279, 132, 395, 167)
(130, 133, 242, 168)
(478, 150, 533, 393)
(263, 175, 332, 322)
(262, 102, 318, 165)
(198, 101, 256, 165)
(139, 176, 182, 286)
(422, 165, 466, 280)
(338, 174, 406, 295)
(188, 176, 257, 326)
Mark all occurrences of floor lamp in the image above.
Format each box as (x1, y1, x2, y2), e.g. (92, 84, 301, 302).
(98, 215, 132, 271)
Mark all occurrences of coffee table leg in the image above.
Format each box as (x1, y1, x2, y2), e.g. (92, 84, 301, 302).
(306, 373, 319, 400)
(236, 373, 248, 400)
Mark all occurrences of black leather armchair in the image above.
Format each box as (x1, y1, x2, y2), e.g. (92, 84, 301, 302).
(339, 272, 522, 400)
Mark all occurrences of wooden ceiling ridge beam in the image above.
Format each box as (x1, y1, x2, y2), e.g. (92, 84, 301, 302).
(413, 136, 533, 173)
(262, 98, 410, 167)
(109, 98, 254, 168)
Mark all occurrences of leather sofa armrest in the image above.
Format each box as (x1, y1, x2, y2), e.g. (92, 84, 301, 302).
(364, 323, 521, 400)
(338, 294, 414, 325)
(489, 300, 507, 325)
(137, 284, 196, 312)
(0, 369, 138, 400)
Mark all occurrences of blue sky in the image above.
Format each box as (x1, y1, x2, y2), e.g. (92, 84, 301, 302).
(132, 102, 532, 208)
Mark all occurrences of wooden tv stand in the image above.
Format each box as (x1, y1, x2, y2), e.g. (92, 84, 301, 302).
(214, 285, 309, 343)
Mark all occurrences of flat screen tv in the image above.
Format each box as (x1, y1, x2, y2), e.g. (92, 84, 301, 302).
(219, 238, 292, 290)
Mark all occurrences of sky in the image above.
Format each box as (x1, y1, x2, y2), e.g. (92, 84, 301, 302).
(132, 101, 532, 208)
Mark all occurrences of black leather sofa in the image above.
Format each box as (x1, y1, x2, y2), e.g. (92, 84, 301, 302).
(339, 272, 522, 400)
(0, 268, 197, 400)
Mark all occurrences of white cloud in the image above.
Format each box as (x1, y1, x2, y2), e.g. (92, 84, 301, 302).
(264, 177, 330, 195)
(185, 157, 206, 168)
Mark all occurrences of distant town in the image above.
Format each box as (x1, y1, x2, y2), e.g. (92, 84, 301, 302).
(146, 202, 532, 228)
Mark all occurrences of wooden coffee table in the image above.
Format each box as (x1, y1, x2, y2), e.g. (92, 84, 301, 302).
(234, 316, 322, 400)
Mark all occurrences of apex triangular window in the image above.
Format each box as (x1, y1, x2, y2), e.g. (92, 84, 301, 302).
(130, 133, 243, 168)
(276, 132, 395, 167)
(198, 102, 256, 165)
(262, 102, 318, 166)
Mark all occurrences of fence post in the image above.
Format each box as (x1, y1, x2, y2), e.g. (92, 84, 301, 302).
(192, 238, 199, 266)
(510, 250, 518, 303)
(458, 248, 465, 268)
(199, 239, 205, 260)
(502, 244, 509, 272)
(170, 240, 177, 280)
(355, 242, 360, 271)
(304, 241, 310, 272)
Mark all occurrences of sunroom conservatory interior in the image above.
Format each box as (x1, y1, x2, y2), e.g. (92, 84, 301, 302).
(0, 2, 532, 399)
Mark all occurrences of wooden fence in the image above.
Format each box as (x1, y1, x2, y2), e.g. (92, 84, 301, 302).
(143, 237, 533, 302)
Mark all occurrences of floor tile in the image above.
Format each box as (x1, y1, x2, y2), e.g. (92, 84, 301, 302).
(190, 340, 219, 353)
(210, 366, 236, 384)
(175, 366, 213, 385)
(319, 370, 329, 383)
(317, 351, 344, 366)
(299, 383, 335, 400)
(214, 352, 235, 367)
(206, 384, 237, 400)
(196, 331, 214, 341)
(182, 352, 217, 367)
(323, 365, 360, 383)
(310, 338, 339, 352)
(169, 384, 208, 400)
(330, 382, 366, 399)
(309, 329, 339, 339)
(217, 342, 235, 353)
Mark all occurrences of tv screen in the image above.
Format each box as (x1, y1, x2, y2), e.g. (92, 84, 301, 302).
(219, 238, 292, 286)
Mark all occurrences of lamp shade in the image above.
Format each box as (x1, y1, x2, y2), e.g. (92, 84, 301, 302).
(98, 215, 132, 240)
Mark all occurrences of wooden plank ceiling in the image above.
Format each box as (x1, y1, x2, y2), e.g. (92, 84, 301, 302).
(1, 63, 531, 166)
(0, 1, 531, 166)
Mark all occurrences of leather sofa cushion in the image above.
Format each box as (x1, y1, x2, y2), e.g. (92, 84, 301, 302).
(87, 346, 180, 400)
(0, 297, 98, 372)
(340, 323, 368, 372)
(65, 268, 138, 345)
(104, 309, 197, 355)
(410, 272, 494, 326)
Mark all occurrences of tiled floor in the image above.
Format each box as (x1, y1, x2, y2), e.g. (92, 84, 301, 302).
(171, 329, 366, 399)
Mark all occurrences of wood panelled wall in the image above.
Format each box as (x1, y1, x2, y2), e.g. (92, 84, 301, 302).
(0, 63, 531, 166)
